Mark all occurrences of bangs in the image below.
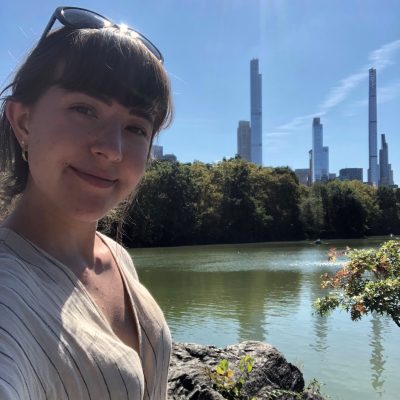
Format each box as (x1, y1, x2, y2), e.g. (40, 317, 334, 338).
(11, 27, 172, 133)
(54, 28, 169, 125)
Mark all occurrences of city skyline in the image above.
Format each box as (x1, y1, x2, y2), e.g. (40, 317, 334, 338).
(1, 1, 399, 184)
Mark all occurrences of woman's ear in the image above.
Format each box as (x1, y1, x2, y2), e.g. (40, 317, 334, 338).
(5, 101, 30, 145)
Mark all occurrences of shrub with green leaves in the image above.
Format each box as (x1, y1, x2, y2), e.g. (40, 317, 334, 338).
(314, 240, 400, 327)
(206, 355, 255, 400)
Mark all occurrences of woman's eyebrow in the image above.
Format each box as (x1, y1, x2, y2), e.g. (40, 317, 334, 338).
(129, 108, 154, 123)
(72, 92, 154, 123)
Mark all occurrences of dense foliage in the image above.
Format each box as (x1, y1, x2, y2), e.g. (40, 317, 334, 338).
(101, 158, 400, 247)
(314, 240, 400, 327)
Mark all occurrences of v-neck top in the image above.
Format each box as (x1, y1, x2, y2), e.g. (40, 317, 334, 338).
(0, 227, 171, 400)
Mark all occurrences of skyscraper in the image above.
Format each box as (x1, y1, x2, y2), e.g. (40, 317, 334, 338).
(311, 117, 329, 182)
(368, 68, 379, 186)
(237, 121, 251, 161)
(294, 169, 310, 186)
(151, 144, 163, 160)
(250, 59, 262, 165)
(339, 168, 363, 182)
(379, 134, 394, 186)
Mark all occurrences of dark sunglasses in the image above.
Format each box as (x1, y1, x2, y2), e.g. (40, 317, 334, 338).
(38, 6, 164, 63)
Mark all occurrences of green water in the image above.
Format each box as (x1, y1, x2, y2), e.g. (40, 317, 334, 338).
(130, 238, 399, 400)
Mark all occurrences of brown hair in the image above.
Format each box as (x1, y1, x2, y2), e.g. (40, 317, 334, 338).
(0, 26, 173, 211)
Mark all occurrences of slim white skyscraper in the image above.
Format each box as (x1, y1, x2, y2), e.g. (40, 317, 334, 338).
(311, 117, 329, 182)
(237, 121, 251, 161)
(368, 68, 379, 186)
(250, 59, 262, 165)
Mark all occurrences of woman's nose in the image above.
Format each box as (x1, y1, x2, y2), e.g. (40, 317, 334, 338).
(91, 122, 123, 162)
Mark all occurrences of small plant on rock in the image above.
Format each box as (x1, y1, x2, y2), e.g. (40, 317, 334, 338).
(206, 355, 255, 399)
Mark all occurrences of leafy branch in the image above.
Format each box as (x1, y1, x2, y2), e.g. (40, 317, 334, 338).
(314, 240, 400, 327)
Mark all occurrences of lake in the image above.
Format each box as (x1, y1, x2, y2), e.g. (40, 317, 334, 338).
(129, 238, 400, 400)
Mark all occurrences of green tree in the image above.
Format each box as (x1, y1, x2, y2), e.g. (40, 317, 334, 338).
(264, 167, 303, 240)
(314, 240, 400, 328)
(315, 180, 369, 238)
(213, 158, 262, 243)
(373, 187, 400, 235)
(299, 187, 324, 238)
(190, 161, 223, 243)
(124, 160, 198, 247)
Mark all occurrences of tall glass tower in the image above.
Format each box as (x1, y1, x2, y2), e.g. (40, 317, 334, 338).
(250, 59, 262, 165)
(368, 68, 379, 186)
(311, 117, 329, 182)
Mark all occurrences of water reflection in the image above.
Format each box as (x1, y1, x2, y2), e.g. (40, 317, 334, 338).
(138, 268, 302, 343)
(308, 270, 331, 352)
(369, 315, 385, 396)
(130, 238, 398, 400)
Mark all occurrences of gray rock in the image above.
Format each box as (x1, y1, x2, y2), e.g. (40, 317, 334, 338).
(168, 341, 325, 400)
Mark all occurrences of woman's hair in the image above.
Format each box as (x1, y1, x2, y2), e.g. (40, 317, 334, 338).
(0, 26, 173, 211)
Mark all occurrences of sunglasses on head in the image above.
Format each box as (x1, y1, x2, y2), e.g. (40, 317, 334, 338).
(38, 6, 164, 63)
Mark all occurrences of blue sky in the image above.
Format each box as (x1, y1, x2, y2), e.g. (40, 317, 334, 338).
(1, 0, 400, 183)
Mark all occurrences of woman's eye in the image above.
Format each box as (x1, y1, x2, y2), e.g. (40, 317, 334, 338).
(126, 125, 148, 137)
(71, 105, 96, 117)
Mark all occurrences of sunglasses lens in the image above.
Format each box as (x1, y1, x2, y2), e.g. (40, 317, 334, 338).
(62, 8, 111, 29)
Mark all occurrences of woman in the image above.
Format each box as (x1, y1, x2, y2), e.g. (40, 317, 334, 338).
(0, 6, 173, 400)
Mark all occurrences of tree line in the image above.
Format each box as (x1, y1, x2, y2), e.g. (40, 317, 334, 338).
(101, 158, 400, 248)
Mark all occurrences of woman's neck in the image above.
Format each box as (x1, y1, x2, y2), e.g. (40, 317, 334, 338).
(2, 194, 100, 272)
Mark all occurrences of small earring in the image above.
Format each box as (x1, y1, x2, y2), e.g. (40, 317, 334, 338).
(21, 140, 28, 163)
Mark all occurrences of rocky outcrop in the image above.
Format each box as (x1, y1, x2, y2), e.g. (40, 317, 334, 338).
(168, 341, 325, 400)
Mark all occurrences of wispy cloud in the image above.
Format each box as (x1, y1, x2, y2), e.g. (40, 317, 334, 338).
(271, 38, 400, 135)
(344, 80, 400, 116)
(378, 81, 400, 103)
(168, 71, 188, 85)
(320, 39, 400, 112)
(319, 71, 367, 110)
(18, 26, 29, 39)
(276, 112, 325, 131)
(369, 39, 400, 70)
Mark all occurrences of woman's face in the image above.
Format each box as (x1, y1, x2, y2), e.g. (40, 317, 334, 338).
(18, 86, 153, 222)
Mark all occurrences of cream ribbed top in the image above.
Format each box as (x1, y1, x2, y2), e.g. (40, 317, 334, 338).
(0, 227, 171, 400)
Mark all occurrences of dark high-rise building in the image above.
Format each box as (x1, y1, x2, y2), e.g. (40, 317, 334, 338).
(368, 68, 379, 186)
(379, 134, 394, 186)
(250, 59, 262, 165)
(295, 169, 310, 186)
(339, 168, 363, 182)
(237, 121, 251, 161)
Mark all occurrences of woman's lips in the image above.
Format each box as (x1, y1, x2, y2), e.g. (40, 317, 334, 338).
(70, 166, 117, 189)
